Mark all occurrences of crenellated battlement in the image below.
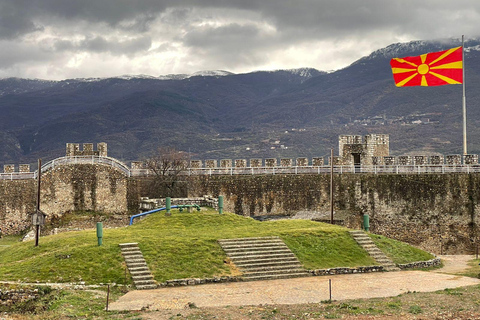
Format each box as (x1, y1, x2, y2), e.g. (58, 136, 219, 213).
(2, 164, 31, 173)
(66, 142, 107, 157)
(2, 138, 480, 176)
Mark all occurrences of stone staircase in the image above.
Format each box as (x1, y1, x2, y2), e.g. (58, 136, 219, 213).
(119, 243, 157, 290)
(218, 236, 311, 281)
(349, 230, 400, 271)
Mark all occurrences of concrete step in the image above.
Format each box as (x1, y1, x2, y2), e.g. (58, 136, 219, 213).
(119, 242, 139, 248)
(243, 271, 311, 281)
(129, 266, 150, 272)
(221, 245, 289, 253)
(229, 253, 297, 262)
(242, 263, 304, 272)
(349, 230, 398, 272)
(123, 255, 145, 261)
(132, 274, 154, 281)
(219, 237, 308, 282)
(218, 236, 280, 243)
(126, 263, 147, 270)
(234, 257, 300, 266)
(125, 258, 146, 264)
(121, 249, 142, 254)
(131, 270, 152, 277)
(121, 249, 141, 255)
(135, 279, 157, 285)
(243, 267, 307, 277)
(220, 241, 286, 248)
(226, 248, 292, 258)
(136, 284, 158, 290)
(120, 243, 156, 290)
(239, 262, 303, 270)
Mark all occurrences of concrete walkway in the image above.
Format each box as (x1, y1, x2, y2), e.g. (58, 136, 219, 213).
(109, 256, 480, 311)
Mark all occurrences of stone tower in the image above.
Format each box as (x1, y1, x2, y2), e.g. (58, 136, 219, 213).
(338, 134, 389, 166)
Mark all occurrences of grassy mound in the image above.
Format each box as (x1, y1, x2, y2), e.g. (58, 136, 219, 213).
(0, 209, 434, 285)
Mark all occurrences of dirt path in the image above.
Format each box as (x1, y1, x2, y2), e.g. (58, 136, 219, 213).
(109, 268, 480, 311)
(434, 255, 474, 274)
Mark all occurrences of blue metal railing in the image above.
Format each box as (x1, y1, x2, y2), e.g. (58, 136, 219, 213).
(129, 204, 201, 225)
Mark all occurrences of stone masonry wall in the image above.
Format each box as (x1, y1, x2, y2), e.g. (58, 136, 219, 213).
(4, 161, 480, 255)
(186, 174, 480, 254)
(1, 164, 128, 235)
(41, 164, 127, 216)
(0, 179, 36, 234)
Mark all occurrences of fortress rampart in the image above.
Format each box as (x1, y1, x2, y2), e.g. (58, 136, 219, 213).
(2, 138, 480, 255)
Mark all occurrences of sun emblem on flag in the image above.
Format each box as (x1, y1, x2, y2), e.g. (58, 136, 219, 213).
(390, 46, 463, 87)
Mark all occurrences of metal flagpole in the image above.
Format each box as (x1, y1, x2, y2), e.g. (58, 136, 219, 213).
(462, 35, 467, 155)
(330, 148, 334, 224)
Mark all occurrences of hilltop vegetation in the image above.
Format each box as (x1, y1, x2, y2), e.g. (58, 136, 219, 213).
(0, 209, 433, 285)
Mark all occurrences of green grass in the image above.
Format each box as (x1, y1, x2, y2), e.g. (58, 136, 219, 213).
(0, 209, 433, 285)
(0, 235, 22, 245)
(368, 233, 435, 264)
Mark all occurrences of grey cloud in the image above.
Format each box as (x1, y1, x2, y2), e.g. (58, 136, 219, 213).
(0, 40, 53, 68)
(3, 0, 480, 39)
(183, 23, 263, 47)
(182, 23, 278, 69)
(2, 0, 480, 79)
(0, 1, 43, 39)
(53, 36, 152, 56)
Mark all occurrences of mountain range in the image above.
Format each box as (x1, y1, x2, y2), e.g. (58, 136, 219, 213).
(1, 38, 480, 166)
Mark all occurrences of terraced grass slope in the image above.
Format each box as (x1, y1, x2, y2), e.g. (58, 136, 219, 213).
(0, 209, 434, 285)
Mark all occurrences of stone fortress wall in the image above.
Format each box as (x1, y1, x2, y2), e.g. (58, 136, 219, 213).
(3, 137, 480, 255)
(0, 143, 128, 235)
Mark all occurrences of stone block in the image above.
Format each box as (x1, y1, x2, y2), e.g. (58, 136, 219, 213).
(446, 154, 462, 165)
(3, 164, 15, 173)
(97, 142, 108, 157)
(190, 160, 202, 168)
(250, 159, 262, 167)
(131, 161, 144, 170)
(19, 164, 30, 173)
(328, 156, 341, 165)
(66, 143, 80, 156)
(265, 158, 277, 167)
(220, 159, 232, 168)
(296, 157, 308, 166)
(205, 160, 217, 168)
(429, 155, 444, 165)
(83, 143, 94, 153)
(413, 155, 428, 165)
(383, 156, 395, 165)
(280, 158, 293, 167)
(372, 157, 382, 165)
(235, 159, 247, 168)
(312, 157, 324, 166)
(398, 156, 412, 165)
(463, 154, 479, 165)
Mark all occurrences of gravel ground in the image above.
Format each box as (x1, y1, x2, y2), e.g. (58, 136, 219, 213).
(109, 256, 480, 313)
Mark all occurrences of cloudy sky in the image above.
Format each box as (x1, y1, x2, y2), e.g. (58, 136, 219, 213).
(1, 0, 479, 80)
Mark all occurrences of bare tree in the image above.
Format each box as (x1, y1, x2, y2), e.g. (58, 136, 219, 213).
(145, 147, 189, 197)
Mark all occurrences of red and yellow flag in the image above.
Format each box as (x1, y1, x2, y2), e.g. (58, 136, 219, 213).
(390, 46, 463, 87)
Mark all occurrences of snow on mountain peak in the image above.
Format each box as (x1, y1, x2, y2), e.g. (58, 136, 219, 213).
(191, 70, 234, 77)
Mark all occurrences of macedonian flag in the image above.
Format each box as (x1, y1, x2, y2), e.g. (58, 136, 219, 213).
(390, 46, 463, 87)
